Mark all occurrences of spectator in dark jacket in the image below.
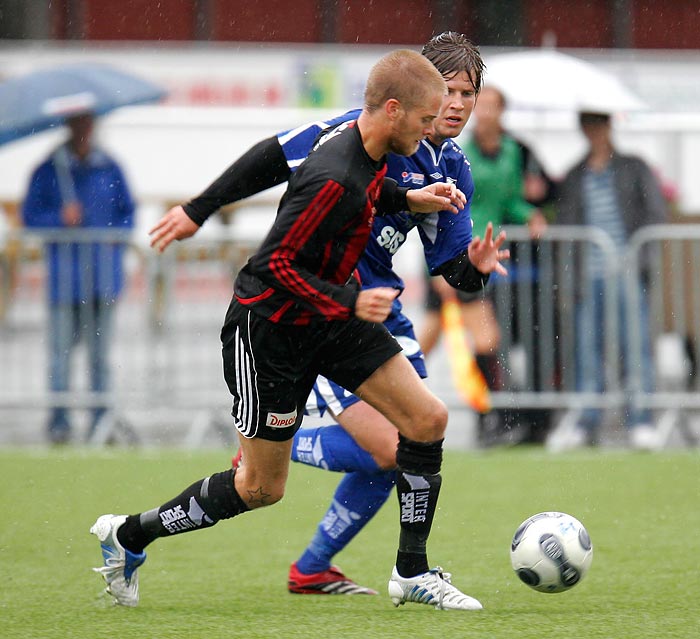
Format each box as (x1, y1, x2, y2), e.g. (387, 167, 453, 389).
(550, 111, 667, 451)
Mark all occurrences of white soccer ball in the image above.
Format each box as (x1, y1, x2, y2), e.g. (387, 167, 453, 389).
(510, 511, 593, 593)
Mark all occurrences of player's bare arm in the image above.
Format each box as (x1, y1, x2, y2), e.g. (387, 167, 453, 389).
(468, 222, 510, 277)
(407, 182, 466, 214)
(149, 205, 201, 253)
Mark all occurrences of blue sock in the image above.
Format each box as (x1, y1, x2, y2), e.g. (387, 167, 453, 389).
(295, 470, 396, 574)
(291, 425, 381, 473)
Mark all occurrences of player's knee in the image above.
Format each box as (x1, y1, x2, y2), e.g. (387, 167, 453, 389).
(409, 396, 448, 442)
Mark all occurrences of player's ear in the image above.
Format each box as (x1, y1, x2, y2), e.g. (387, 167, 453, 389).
(385, 98, 402, 120)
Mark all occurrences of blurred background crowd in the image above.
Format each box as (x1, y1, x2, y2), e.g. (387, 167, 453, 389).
(1, 0, 700, 452)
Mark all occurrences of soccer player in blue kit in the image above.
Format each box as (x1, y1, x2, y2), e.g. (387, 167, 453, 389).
(147, 33, 508, 607)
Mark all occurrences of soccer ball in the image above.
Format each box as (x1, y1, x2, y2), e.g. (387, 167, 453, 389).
(510, 511, 593, 593)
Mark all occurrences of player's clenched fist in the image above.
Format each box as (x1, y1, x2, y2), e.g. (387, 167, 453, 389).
(354, 287, 400, 323)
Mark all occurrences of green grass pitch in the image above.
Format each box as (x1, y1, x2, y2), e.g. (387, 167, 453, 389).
(1, 447, 698, 638)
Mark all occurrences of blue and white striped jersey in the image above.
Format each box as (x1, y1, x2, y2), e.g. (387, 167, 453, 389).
(277, 110, 475, 348)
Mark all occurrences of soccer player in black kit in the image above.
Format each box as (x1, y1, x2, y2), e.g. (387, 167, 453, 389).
(91, 49, 482, 611)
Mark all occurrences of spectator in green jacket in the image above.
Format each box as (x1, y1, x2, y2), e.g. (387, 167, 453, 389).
(461, 86, 548, 238)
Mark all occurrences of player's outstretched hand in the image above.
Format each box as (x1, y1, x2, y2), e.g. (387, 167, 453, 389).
(468, 222, 510, 276)
(407, 182, 466, 214)
(354, 287, 399, 323)
(149, 205, 201, 253)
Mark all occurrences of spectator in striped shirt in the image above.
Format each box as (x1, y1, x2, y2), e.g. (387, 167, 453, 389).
(552, 111, 667, 452)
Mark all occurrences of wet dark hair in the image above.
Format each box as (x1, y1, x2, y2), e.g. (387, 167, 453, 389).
(579, 111, 611, 126)
(421, 31, 485, 94)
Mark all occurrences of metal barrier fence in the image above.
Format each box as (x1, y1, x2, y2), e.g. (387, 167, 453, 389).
(0, 228, 257, 446)
(485, 224, 700, 448)
(490, 225, 622, 409)
(624, 224, 700, 446)
(1, 225, 698, 448)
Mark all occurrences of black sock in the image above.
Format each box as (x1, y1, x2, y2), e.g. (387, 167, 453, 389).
(394, 435, 443, 578)
(117, 468, 249, 553)
(396, 550, 432, 578)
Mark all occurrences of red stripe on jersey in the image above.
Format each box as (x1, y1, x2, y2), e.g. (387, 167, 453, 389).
(268, 299, 295, 323)
(269, 180, 351, 319)
(335, 168, 386, 278)
(271, 180, 342, 286)
(235, 287, 275, 305)
(283, 180, 343, 255)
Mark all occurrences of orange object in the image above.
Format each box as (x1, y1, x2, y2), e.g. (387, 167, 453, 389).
(440, 298, 491, 413)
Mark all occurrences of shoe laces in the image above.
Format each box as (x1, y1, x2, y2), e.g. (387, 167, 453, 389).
(97, 544, 124, 579)
(429, 567, 451, 610)
(429, 567, 478, 610)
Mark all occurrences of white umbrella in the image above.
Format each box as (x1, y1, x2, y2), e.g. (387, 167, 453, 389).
(484, 49, 646, 113)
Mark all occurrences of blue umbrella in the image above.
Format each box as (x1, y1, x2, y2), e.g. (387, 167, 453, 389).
(0, 62, 167, 146)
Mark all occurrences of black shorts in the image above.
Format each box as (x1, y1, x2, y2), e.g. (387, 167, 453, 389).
(220, 299, 402, 442)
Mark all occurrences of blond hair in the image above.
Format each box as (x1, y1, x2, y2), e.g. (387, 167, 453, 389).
(364, 49, 446, 113)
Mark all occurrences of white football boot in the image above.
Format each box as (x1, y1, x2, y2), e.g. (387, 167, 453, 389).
(90, 514, 147, 607)
(388, 566, 483, 611)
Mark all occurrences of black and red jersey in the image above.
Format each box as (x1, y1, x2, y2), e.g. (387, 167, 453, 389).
(234, 120, 408, 324)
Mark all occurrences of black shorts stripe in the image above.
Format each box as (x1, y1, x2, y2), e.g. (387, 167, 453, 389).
(232, 320, 258, 438)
